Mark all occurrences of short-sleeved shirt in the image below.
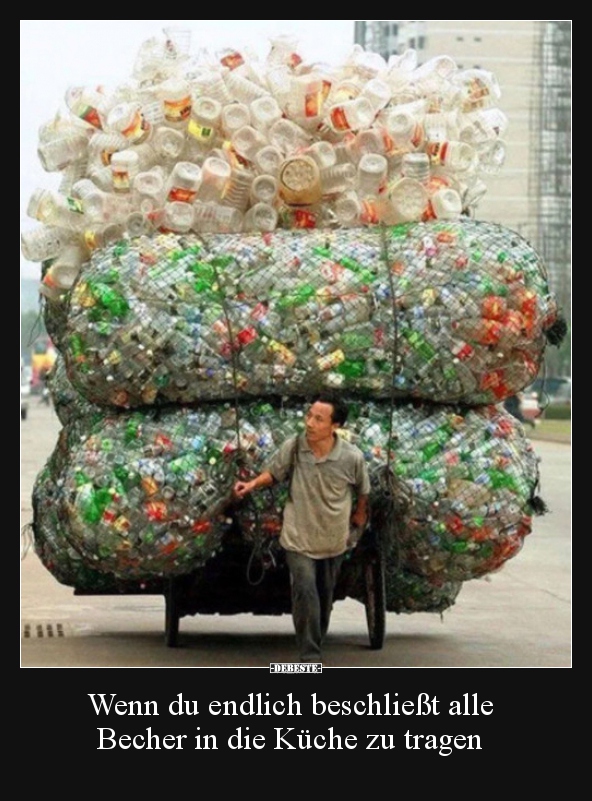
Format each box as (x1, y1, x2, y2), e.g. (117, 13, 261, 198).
(265, 433, 371, 559)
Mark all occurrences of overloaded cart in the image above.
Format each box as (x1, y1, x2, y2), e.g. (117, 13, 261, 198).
(23, 30, 566, 652)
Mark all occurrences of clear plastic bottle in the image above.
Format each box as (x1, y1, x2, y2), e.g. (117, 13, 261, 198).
(243, 202, 278, 233)
(385, 177, 428, 223)
(157, 77, 192, 126)
(254, 144, 283, 176)
(268, 118, 312, 155)
(132, 166, 167, 212)
(65, 85, 108, 129)
(401, 152, 431, 184)
(106, 102, 151, 144)
(351, 128, 388, 160)
(126, 141, 159, 171)
(250, 174, 278, 205)
(279, 155, 322, 205)
(191, 69, 232, 106)
(125, 210, 159, 238)
(193, 202, 244, 233)
(166, 161, 202, 203)
(334, 191, 362, 227)
(21, 225, 74, 262)
(220, 102, 251, 138)
(303, 140, 336, 170)
(453, 68, 501, 112)
(161, 200, 195, 233)
(427, 187, 463, 219)
(250, 95, 282, 131)
(225, 69, 270, 104)
(47, 243, 87, 291)
(426, 140, 478, 174)
(231, 125, 268, 163)
(110, 149, 140, 193)
(88, 131, 129, 167)
(196, 156, 231, 203)
(327, 96, 375, 133)
(82, 222, 125, 252)
(72, 178, 130, 222)
(188, 96, 222, 145)
(150, 126, 187, 162)
(356, 153, 388, 197)
(27, 188, 85, 231)
(286, 73, 325, 121)
(221, 168, 254, 211)
(384, 107, 424, 153)
(319, 162, 356, 196)
(360, 77, 392, 114)
(37, 131, 89, 173)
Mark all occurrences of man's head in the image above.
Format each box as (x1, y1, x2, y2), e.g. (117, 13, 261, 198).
(305, 394, 349, 443)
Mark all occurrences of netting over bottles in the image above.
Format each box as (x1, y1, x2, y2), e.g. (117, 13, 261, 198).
(50, 220, 557, 410)
(25, 30, 560, 622)
(34, 398, 541, 592)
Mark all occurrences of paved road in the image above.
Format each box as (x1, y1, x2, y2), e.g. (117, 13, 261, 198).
(20, 400, 571, 668)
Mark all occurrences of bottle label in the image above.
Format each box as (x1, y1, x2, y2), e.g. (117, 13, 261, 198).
(188, 119, 214, 141)
(220, 51, 244, 70)
(316, 349, 345, 371)
(360, 200, 379, 225)
(79, 104, 103, 129)
(66, 197, 84, 214)
(168, 187, 198, 203)
(426, 141, 450, 165)
(121, 111, 151, 143)
(330, 106, 351, 132)
(112, 169, 131, 192)
(304, 88, 322, 118)
(164, 96, 192, 123)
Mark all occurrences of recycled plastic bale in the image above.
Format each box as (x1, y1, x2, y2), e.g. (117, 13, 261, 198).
(47, 351, 99, 427)
(33, 397, 543, 587)
(50, 220, 560, 409)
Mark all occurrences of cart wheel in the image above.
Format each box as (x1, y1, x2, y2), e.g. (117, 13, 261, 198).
(364, 548, 386, 650)
(164, 578, 180, 647)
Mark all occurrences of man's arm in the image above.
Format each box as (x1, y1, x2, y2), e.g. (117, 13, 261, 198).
(234, 471, 275, 499)
(351, 493, 369, 530)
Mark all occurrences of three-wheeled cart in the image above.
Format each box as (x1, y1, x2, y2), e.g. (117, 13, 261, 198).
(74, 521, 386, 651)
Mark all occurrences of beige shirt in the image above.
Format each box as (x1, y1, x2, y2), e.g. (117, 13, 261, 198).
(266, 433, 371, 559)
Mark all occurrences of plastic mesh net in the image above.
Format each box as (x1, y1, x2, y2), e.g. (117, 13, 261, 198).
(34, 397, 541, 593)
(49, 220, 558, 409)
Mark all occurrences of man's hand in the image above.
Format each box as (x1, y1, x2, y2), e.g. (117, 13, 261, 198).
(350, 509, 367, 530)
(346, 525, 363, 551)
(233, 480, 254, 499)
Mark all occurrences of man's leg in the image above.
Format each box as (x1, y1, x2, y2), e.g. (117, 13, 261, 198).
(317, 554, 344, 640)
(285, 551, 322, 662)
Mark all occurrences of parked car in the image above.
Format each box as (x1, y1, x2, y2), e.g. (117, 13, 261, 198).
(521, 377, 571, 422)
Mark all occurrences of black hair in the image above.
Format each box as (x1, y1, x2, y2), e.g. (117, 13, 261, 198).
(310, 393, 349, 427)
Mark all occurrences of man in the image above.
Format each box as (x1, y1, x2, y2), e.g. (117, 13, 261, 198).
(234, 395, 370, 663)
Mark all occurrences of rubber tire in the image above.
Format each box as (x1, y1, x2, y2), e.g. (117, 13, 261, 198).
(364, 549, 386, 650)
(164, 579, 180, 647)
(21, 407, 27, 420)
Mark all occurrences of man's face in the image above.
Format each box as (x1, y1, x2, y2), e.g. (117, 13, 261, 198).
(305, 401, 337, 442)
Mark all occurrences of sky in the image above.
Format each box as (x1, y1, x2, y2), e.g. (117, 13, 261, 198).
(20, 20, 359, 281)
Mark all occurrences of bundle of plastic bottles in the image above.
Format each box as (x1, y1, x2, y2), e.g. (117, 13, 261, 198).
(26, 30, 560, 621)
(33, 395, 540, 593)
(23, 28, 511, 301)
(54, 222, 557, 408)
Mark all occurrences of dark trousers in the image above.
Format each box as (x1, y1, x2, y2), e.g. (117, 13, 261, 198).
(285, 550, 344, 662)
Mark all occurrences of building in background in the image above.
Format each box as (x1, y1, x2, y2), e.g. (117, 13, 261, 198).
(354, 20, 571, 376)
